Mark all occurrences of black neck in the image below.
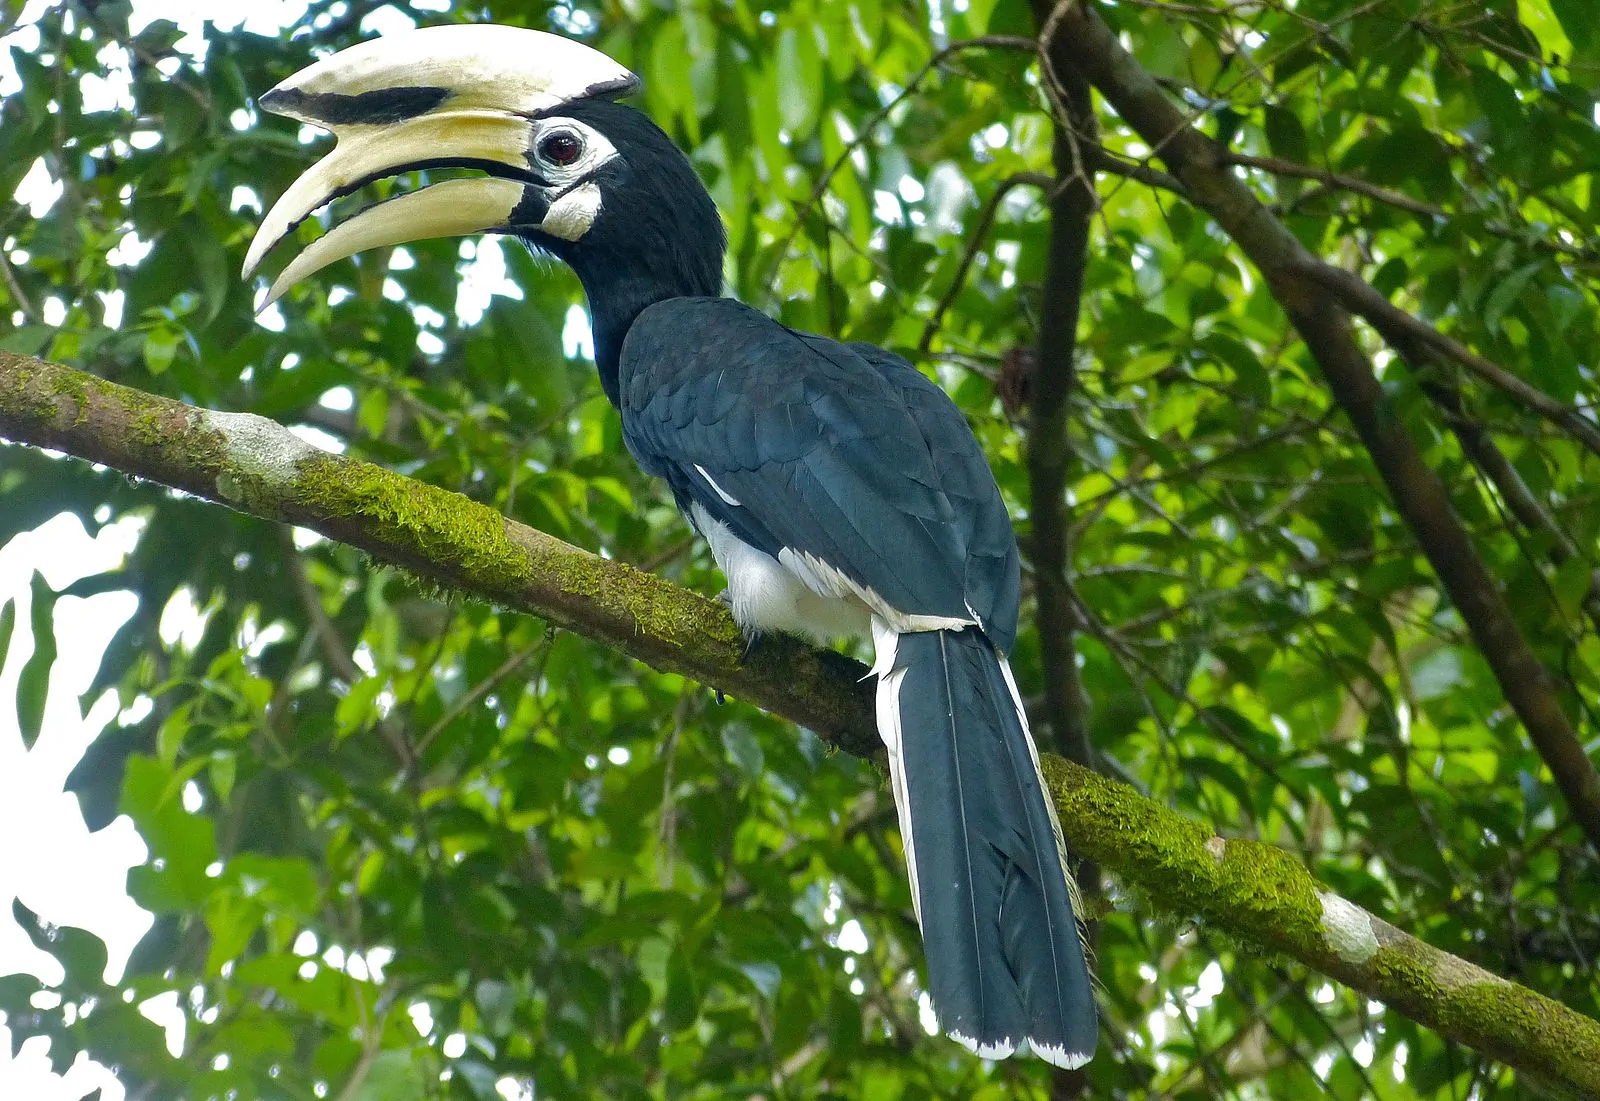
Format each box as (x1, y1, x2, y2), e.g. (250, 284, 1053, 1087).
(569, 250, 721, 404)
(526, 101, 726, 406)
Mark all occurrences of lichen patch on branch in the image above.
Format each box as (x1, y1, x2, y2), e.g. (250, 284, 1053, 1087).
(197, 408, 317, 505)
(1318, 891, 1379, 965)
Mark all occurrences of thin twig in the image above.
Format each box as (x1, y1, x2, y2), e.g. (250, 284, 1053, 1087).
(413, 639, 543, 761)
(765, 34, 1038, 300)
(0, 248, 39, 324)
(917, 172, 1054, 354)
(1223, 151, 1446, 217)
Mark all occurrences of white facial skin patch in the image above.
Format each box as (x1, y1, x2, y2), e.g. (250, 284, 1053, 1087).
(540, 181, 603, 241)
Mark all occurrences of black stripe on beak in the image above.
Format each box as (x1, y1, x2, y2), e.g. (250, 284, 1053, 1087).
(259, 85, 452, 126)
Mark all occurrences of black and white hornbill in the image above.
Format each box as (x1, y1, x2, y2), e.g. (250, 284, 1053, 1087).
(244, 23, 1097, 1068)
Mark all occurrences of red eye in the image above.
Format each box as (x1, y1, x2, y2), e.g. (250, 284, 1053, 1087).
(539, 131, 583, 167)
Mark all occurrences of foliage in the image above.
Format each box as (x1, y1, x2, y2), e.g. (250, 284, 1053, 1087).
(1, 0, 1598, 1097)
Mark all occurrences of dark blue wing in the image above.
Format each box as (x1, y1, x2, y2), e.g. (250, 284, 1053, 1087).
(829, 338, 1021, 650)
(617, 297, 1019, 644)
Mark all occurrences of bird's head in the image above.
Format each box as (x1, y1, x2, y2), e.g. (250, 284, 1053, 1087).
(243, 24, 724, 320)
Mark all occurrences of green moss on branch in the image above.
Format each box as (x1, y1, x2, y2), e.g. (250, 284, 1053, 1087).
(1044, 756, 1600, 1096)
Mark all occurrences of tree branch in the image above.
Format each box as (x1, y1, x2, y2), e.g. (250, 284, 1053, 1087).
(4, 351, 1599, 1091)
(1024, 18, 1098, 776)
(0, 348, 880, 758)
(1420, 376, 1600, 634)
(1296, 261, 1600, 459)
(1222, 151, 1447, 218)
(1035, 0, 1600, 855)
(1046, 756, 1600, 1099)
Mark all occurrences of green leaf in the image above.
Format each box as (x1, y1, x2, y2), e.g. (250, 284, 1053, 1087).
(349, 1049, 429, 1101)
(474, 978, 516, 1036)
(53, 925, 110, 991)
(648, 19, 692, 128)
(0, 972, 42, 1013)
(1263, 105, 1309, 162)
(0, 326, 54, 355)
(1552, 557, 1594, 620)
(664, 946, 701, 1032)
(184, 219, 232, 325)
(142, 327, 181, 375)
(1481, 259, 1544, 334)
(1468, 66, 1523, 140)
(721, 722, 765, 780)
(119, 755, 219, 909)
(17, 572, 55, 750)
(776, 26, 822, 135)
(1550, 0, 1597, 53)
(0, 599, 14, 668)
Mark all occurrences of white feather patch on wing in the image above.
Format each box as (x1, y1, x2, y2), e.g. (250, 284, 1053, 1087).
(690, 503, 868, 642)
(778, 547, 971, 635)
(692, 464, 741, 506)
(871, 620, 921, 929)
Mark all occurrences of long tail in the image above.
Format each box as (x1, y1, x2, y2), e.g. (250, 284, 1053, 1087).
(872, 622, 1097, 1068)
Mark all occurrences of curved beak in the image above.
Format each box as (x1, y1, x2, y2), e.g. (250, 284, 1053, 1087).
(243, 24, 637, 308)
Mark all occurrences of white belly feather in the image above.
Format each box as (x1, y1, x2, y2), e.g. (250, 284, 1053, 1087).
(690, 502, 872, 643)
(688, 500, 974, 646)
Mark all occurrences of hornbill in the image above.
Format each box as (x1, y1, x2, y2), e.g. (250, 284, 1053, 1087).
(244, 23, 1097, 1068)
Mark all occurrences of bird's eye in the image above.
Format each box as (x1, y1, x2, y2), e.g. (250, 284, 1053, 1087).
(539, 130, 583, 167)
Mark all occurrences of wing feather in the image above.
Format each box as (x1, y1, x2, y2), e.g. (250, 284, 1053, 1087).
(620, 298, 1012, 628)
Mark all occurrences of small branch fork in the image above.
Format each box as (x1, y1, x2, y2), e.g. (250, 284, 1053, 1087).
(3, 351, 1600, 1091)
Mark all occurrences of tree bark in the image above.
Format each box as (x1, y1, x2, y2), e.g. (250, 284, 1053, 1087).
(3, 350, 1599, 1095)
(1027, 55, 1097, 776)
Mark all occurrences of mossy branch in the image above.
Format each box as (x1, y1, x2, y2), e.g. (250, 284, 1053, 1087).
(3, 350, 1598, 1094)
(0, 347, 879, 757)
(1045, 760, 1600, 1097)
